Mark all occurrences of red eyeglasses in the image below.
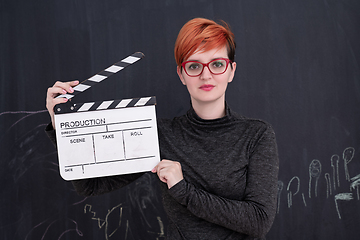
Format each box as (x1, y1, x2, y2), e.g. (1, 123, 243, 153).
(181, 58, 232, 77)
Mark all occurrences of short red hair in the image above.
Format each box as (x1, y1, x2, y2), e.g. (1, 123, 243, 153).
(174, 18, 236, 67)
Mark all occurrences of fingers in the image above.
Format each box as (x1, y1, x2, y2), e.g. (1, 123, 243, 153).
(152, 160, 183, 189)
(51, 80, 79, 97)
(46, 80, 79, 129)
(46, 80, 78, 110)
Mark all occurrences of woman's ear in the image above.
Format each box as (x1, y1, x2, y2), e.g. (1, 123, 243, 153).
(228, 62, 237, 83)
(177, 66, 186, 85)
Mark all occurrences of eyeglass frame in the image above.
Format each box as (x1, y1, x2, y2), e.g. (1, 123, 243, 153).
(181, 58, 233, 77)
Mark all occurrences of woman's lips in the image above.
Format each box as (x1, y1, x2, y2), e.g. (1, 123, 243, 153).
(200, 84, 215, 91)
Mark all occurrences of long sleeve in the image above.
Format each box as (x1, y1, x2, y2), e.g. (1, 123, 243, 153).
(165, 122, 279, 239)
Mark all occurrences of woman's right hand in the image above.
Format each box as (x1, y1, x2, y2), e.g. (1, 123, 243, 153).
(46, 80, 79, 129)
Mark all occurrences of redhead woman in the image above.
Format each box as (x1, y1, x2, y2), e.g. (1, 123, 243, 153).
(46, 18, 279, 240)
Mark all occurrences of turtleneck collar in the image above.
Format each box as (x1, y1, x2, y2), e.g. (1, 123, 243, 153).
(185, 102, 235, 129)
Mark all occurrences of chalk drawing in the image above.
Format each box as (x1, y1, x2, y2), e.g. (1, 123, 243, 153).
(25, 219, 51, 240)
(285, 176, 307, 210)
(350, 174, 360, 200)
(334, 193, 353, 219)
(278, 147, 358, 219)
(336, 155, 340, 188)
(84, 203, 124, 240)
(57, 219, 83, 240)
(325, 173, 332, 198)
(83, 201, 166, 239)
(309, 159, 322, 198)
(287, 176, 300, 208)
(24, 218, 83, 240)
(71, 196, 88, 206)
(147, 216, 165, 238)
(330, 154, 340, 189)
(157, 216, 165, 238)
(343, 147, 355, 181)
(0, 110, 48, 139)
(301, 193, 307, 207)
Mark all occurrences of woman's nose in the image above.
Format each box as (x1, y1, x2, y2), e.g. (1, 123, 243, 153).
(200, 65, 212, 79)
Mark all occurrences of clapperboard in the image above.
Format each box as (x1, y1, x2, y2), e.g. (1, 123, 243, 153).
(54, 52, 160, 181)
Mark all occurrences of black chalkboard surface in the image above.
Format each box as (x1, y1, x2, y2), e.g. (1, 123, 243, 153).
(1, 0, 359, 239)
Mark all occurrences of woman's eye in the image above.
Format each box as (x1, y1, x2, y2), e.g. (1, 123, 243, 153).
(188, 63, 200, 70)
(212, 61, 224, 68)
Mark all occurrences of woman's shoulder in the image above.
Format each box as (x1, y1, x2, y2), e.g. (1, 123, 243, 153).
(230, 110, 275, 133)
(156, 115, 186, 131)
(156, 117, 175, 134)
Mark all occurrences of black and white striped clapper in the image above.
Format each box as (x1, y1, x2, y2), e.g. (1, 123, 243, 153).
(54, 51, 146, 114)
(55, 96, 156, 114)
(56, 52, 145, 100)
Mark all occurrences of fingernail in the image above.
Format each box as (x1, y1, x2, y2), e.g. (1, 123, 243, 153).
(69, 87, 74, 93)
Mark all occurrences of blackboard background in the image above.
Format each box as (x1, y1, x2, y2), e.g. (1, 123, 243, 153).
(1, 0, 359, 239)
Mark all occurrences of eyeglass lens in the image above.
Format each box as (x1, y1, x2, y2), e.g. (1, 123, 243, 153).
(184, 59, 228, 76)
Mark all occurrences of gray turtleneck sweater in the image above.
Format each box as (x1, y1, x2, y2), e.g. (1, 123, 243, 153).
(46, 104, 279, 240)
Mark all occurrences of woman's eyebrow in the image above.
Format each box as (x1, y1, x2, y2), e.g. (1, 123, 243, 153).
(186, 57, 226, 62)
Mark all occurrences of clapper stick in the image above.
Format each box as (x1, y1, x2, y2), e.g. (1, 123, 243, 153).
(54, 52, 145, 113)
(56, 52, 145, 100)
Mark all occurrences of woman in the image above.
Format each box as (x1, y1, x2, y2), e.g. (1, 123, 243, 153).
(46, 18, 279, 239)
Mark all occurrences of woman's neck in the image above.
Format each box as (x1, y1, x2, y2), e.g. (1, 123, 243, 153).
(191, 97, 226, 120)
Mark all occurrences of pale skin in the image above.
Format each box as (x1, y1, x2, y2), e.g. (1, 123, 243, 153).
(46, 45, 236, 189)
(46, 80, 79, 129)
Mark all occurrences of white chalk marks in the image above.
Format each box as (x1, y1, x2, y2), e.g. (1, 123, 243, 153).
(350, 174, 360, 199)
(343, 147, 355, 181)
(309, 159, 322, 198)
(277, 147, 359, 220)
(84, 202, 165, 239)
(331, 154, 340, 190)
(334, 193, 353, 219)
(84, 203, 124, 239)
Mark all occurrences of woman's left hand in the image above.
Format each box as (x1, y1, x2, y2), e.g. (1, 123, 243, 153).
(151, 159, 184, 189)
